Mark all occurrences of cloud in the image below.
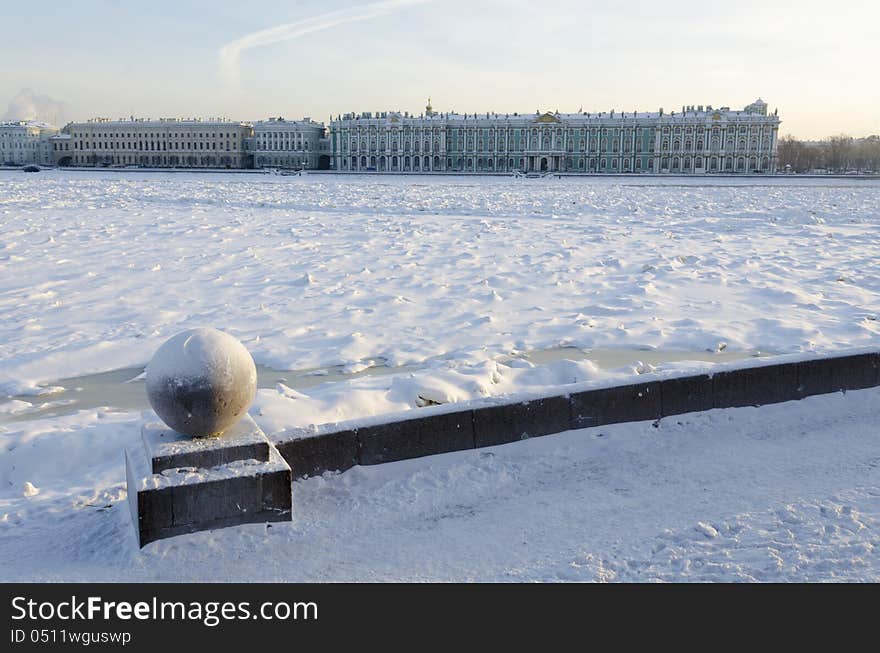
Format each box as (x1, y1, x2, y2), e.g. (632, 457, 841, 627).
(3, 89, 71, 125)
(219, 0, 431, 90)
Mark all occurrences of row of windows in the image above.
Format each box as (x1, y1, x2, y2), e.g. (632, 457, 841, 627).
(71, 154, 241, 167)
(339, 132, 759, 146)
(342, 155, 649, 172)
(257, 142, 311, 151)
(74, 131, 243, 139)
(659, 156, 771, 171)
(659, 136, 774, 151)
(257, 132, 318, 138)
(342, 140, 654, 153)
(255, 156, 312, 166)
(341, 133, 653, 147)
(339, 154, 772, 173)
(75, 141, 237, 152)
(341, 134, 772, 153)
(660, 125, 770, 134)
(338, 124, 772, 138)
(340, 127, 654, 139)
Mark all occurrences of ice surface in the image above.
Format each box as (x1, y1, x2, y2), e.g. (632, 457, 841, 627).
(1, 171, 878, 399)
(1, 170, 879, 581)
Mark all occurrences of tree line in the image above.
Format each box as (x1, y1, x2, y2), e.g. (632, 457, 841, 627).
(777, 134, 880, 173)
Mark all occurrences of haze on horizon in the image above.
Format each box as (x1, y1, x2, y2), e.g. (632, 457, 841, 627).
(2, 0, 877, 140)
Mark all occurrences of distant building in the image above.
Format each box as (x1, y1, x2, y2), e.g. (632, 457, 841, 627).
(317, 133, 333, 168)
(251, 117, 330, 169)
(331, 98, 779, 174)
(68, 118, 254, 168)
(50, 132, 72, 166)
(0, 120, 60, 166)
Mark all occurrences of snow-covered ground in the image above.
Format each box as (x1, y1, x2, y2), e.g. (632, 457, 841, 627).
(1, 170, 879, 581)
(1, 388, 879, 581)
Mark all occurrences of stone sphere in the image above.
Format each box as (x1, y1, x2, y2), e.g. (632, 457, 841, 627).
(145, 328, 257, 438)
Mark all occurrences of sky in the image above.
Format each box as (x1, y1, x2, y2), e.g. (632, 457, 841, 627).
(2, 0, 877, 139)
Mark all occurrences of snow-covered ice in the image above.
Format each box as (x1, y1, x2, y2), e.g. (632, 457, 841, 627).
(0, 169, 879, 581)
(1, 171, 878, 398)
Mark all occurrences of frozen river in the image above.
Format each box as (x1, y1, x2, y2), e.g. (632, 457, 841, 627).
(1, 170, 879, 581)
(1, 171, 877, 405)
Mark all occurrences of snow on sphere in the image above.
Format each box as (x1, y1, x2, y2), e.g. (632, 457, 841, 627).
(145, 328, 257, 438)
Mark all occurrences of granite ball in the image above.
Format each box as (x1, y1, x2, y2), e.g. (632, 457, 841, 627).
(145, 328, 257, 438)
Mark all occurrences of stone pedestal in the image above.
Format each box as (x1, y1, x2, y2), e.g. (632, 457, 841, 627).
(126, 415, 292, 547)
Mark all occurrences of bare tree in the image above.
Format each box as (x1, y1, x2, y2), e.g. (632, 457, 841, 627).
(823, 135, 854, 172)
(777, 133, 879, 173)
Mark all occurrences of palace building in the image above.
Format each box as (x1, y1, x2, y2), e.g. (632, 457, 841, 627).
(330, 99, 779, 174)
(251, 117, 330, 170)
(52, 98, 779, 174)
(0, 120, 59, 166)
(68, 118, 254, 168)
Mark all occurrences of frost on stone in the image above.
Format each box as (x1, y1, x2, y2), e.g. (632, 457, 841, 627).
(145, 327, 257, 437)
(145, 327, 256, 392)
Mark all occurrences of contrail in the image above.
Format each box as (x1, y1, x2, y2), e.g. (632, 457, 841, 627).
(219, 0, 432, 89)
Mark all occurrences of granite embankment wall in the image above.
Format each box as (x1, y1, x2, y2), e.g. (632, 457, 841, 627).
(274, 352, 880, 479)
